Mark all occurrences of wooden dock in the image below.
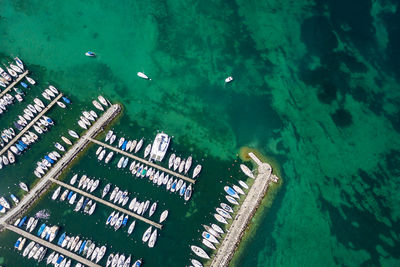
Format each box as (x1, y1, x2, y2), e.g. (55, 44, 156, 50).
(85, 137, 196, 184)
(0, 93, 63, 156)
(0, 70, 29, 98)
(48, 178, 163, 229)
(6, 224, 101, 267)
(0, 104, 121, 227)
(210, 154, 273, 267)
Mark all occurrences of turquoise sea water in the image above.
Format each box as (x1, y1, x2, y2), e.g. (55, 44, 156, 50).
(1, 0, 400, 266)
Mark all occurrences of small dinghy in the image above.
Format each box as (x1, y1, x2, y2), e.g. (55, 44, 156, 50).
(85, 51, 96, 57)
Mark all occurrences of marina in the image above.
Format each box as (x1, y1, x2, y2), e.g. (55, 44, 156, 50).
(5, 224, 101, 267)
(86, 137, 197, 184)
(48, 177, 163, 229)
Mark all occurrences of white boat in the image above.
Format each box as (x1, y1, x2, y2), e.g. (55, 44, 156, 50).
(51, 186, 61, 200)
(109, 134, 116, 145)
(127, 220, 136, 235)
(176, 179, 183, 192)
(128, 198, 137, 211)
(240, 164, 254, 178)
(68, 130, 79, 139)
(184, 156, 192, 174)
(142, 226, 152, 242)
(42, 92, 50, 100)
(144, 144, 151, 158)
(34, 98, 44, 108)
(148, 229, 158, 248)
(90, 110, 98, 118)
(173, 157, 181, 171)
(68, 193, 77, 204)
(26, 76, 36, 85)
(14, 57, 24, 70)
(202, 231, 219, 243)
(166, 177, 173, 191)
(214, 213, 228, 224)
(117, 157, 124, 168)
(105, 151, 114, 164)
(135, 138, 143, 153)
(60, 136, 72, 146)
(90, 179, 99, 192)
(8, 150, 15, 164)
(168, 153, 175, 169)
(191, 245, 210, 259)
(105, 130, 113, 142)
(90, 247, 99, 261)
(238, 180, 249, 189)
(220, 203, 233, 213)
(98, 149, 106, 161)
(55, 142, 65, 151)
(137, 201, 144, 215)
(211, 223, 224, 234)
(226, 195, 239, 205)
(224, 186, 240, 199)
(96, 146, 103, 156)
(57, 101, 66, 108)
(92, 100, 104, 111)
(96, 245, 107, 263)
(178, 160, 185, 173)
(49, 85, 59, 94)
(233, 185, 245, 195)
(202, 238, 216, 250)
(19, 182, 29, 192)
(148, 202, 157, 217)
(184, 184, 192, 201)
(159, 210, 168, 223)
(106, 254, 114, 267)
(74, 196, 84, 211)
(98, 95, 108, 106)
(78, 120, 87, 129)
(80, 116, 91, 126)
(192, 164, 202, 178)
(216, 207, 232, 219)
(192, 259, 204, 267)
(109, 187, 119, 202)
(102, 183, 111, 198)
(225, 76, 233, 83)
(10, 63, 23, 73)
(78, 175, 87, 188)
(137, 72, 151, 80)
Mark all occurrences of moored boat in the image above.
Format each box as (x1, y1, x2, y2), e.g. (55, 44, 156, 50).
(190, 245, 210, 259)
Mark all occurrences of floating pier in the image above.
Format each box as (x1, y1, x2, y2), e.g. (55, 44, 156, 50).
(6, 224, 101, 267)
(85, 137, 197, 184)
(49, 178, 163, 229)
(0, 104, 121, 228)
(0, 93, 63, 157)
(0, 70, 29, 98)
(210, 153, 273, 267)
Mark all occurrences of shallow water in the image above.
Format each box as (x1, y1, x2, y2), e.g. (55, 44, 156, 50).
(1, 0, 400, 266)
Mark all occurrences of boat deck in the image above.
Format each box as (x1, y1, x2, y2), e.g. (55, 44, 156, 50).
(0, 70, 29, 98)
(49, 178, 163, 229)
(6, 224, 101, 267)
(85, 137, 197, 184)
(0, 93, 63, 157)
(210, 153, 273, 267)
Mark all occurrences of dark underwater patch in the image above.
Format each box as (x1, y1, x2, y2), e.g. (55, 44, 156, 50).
(331, 108, 352, 127)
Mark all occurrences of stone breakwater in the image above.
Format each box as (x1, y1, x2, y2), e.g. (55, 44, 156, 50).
(0, 104, 121, 230)
(210, 153, 275, 267)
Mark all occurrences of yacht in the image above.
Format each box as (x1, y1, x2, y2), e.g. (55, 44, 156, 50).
(240, 164, 254, 178)
(220, 203, 234, 213)
(92, 100, 104, 111)
(135, 138, 143, 153)
(68, 130, 79, 139)
(159, 210, 168, 223)
(98, 95, 108, 106)
(105, 151, 114, 164)
(211, 223, 224, 234)
(214, 213, 228, 224)
(14, 57, 24, 70)
(191, 245, 210, 259)
(173, 157, 181, 171)
(10, 63, 23, 73)
(142, 226, 152, 242)
(98, 150, 106, 161)
(148, 229, 158, 248)
(102, 183, 111, 198)
(19, 182, 29, 192)
(202, 238, 216, 250)
(216, 207, 232, 219)
(184, 156, 192, 174)
(55, 142, 65, 151)
(127, 220, 136, 235)
(178, 160, 185, 173)
(168, 153, 175, 169)
(192, 164, 202, 178)
(226, 195, 239, 205)
(149, 133, 170, 161)
(184, 184, 192, 201)
(105, 130, 113, 142)
(192, 259, 204, 267)
(233, 184, 245, 195)
(144, 144, 151, 158)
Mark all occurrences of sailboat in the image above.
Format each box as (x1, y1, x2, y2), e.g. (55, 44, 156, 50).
(137, 72, 151, 80)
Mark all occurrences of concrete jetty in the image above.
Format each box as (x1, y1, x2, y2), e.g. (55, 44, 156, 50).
(0, 104, 121, 228)
(0, 70, 29, 98)
(6, 224, 101, 267)
(85, 137, 196, 184)
(0, 93, 63, 156)
(210, 153, 274, 267)
(49, 178, 163, 229)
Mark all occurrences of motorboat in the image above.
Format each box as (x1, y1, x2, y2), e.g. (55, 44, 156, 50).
(96, 146, 103, 156)
(173, 157, 181, 171)
(191, 245, 210, 259)
(159, 210, 168, 223)
(148, 229, 158, 248)
(224, 186, 239, 199)
(5, 66, 18, 77)
(133, 259, 142, 267)
(109, 186, 119, 201)
(62, 96, 71, 104)
(184, 184, 192, 201)
(57, 101, 66, 108)
(80, 116, 91, 126)
(78, 175, 87, 188)
(0, 197, 10, 209)
(149, 132, 170, 161)
(240, 164, 254, 178)
(225, 76, 234, 83)
(168, 154, 175, 169)
(137, 72, 151, 80)
(129, 197, 137, 210)
(60, 189, 69, 201)
(68, 130, 79, 139)
(135, 138, 143, 153)
(238, 180, 249, 189)
(55, 142, 65, 151)
(192, 164, 202, 178)
(8, 150, 15, 164)
(225, 195, 239, 205)
(92, 100, 104, 111)
(85, 51, 96, 57)
(142, 226, 152, 242)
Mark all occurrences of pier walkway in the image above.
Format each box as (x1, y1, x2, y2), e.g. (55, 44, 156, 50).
(0, 70, 29, 98)
(0, 104, 121, 227)
(0, 93, 63, 156)
(210, 153, 273, 267)
(49, 178, 163, 229)
(6, 224, 101, 267)
(85, 137, 196, 184)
